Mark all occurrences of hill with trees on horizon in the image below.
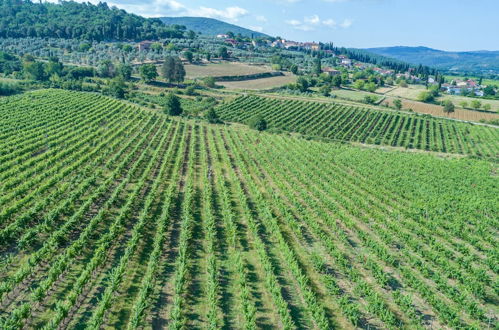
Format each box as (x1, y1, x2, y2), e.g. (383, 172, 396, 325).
(159, 17, 269, 38)
(0, 0, 185, 41)
(366, 46, 499, 76)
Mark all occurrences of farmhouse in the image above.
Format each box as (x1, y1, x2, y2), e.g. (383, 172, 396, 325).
(341, 58, 352, 66)
(303, 42, 321, 51)
(323, 67, 342, 76)
(442, 79, 483, 96)
(217, 34, 229, 39)
(138, 40, 154, 51)
(225, 39, 238, 46)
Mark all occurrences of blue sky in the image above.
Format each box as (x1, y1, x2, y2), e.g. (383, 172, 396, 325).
(72, 0, 499, 51)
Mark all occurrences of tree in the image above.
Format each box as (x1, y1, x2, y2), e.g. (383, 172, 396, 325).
(173, 58, 186, 82)
(364, 95, 376, 104)
(45, 57, 63, 77)
(248, 115, 267, 131)
(186, 30, 196, 39)
(353, 80, 365, 90)
(365, 82, 377, 93)
(428, 84, 440, 97)
(161, 56, 175, 82)
(332, 75, 342, 88)
(297, 77, 309, 93)
(205, 108, 221, 124)
(393, 99, 403, 110)
(219, 47, 229, 60)
(23, 61, 47, 81)
(117, 64, 133, 80)
(185, 85, 196, 96)
(483, 104, 492, 111)
(470, 100, 482, 110)
(151, 43, 163, 52)
(122, 44, 133, 53)
(483, 85, 496, 96)
(161, 56, 185, 83)
(164, 93, 183, 116)
(459, 101, 468, 108)
(97, 60, 116, 78)
(290, 64, 298, 75)
(107, 77, 126, 99)
(313, 57, 322, 76)
(79, 43, 91, 52)
(139, 64, 158, 83)
(184, 51, 194, 63)
(320, 84, 331, 97)
(417, 91, 434, 103)
(442, 100, 455, 115)
(203, 77, 217, 88)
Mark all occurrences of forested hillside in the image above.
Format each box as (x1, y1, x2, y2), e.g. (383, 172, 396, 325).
(0, 0, 184, 41)
(159, 17, 269, 38)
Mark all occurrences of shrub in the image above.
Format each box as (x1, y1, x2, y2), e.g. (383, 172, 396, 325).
(248, 115, 267, 131)
(164, 93, 183, 116)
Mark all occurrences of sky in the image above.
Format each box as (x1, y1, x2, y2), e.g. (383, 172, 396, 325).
(58, 0, 499, 51)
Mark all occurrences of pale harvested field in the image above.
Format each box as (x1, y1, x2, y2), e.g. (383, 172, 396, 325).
(218, 72, 296, 90)
(376, 86, 395, 94)
(385, 85, 427, 99)
(185, 62, 273, 78)
(385, 96, 499, 122)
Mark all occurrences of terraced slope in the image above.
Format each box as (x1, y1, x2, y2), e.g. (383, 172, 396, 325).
(0, 90, 497, 329)
(216, 95, 499, 159)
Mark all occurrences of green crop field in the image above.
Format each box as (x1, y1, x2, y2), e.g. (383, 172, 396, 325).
(0, 90, 498, 329)
(216, 95, 499, 158)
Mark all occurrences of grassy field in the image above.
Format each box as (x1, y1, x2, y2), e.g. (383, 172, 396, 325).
(384, 85, 427, 100)
(436, 94, 499, 112)
(384, 97, 499, 122)
(185, 62, 274, 79)
(0, 90, 498, 329)
(218, 72, 296, 90)
(332, 88, 382, 102)
(445, 75, 499, 87)
(382, 85, 499, 120)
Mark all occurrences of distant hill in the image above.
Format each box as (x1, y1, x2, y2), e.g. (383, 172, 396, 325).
(366, 46, 499, 75)
(0, 1, 184, 41)
(160, 17, 269, 38)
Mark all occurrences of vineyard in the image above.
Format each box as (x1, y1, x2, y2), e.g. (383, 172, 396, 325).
(216, 95, 499, 159)
(0, 89, 498, 329)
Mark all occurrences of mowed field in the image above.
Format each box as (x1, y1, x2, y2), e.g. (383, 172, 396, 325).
(0, 90, 498, 329)
(218, 72, 296, 90)
(382, 86, 499, 121)
(384, 96, 499, 122)
(185, 62, 273, 79)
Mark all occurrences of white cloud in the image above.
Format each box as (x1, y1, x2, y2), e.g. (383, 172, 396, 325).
(46, 0, 250, 22)
(249, 26, 264, 32)
(256, 15, 268, 22)
(285, 19, 302, 26)
(304, 15, 321, 25)
(339, 18, 353, 28)
(322, 19, 336, 27)
(286, 14, 352, 31)
(188, 6, 248, 21)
